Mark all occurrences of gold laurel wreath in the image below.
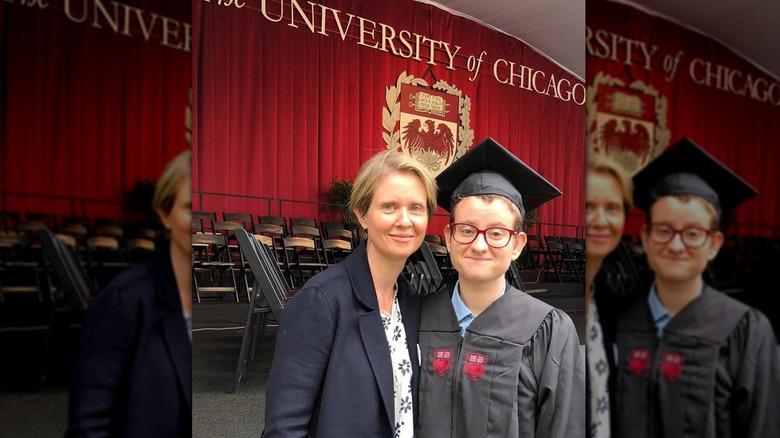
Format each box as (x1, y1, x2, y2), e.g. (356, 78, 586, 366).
(585, 71, 670, 175)
(185, 87, 192, 145)
(383, 71, 474, 161)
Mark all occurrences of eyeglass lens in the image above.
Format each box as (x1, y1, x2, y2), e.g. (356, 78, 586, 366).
(451, 223, 514, 248)
(648, 223, 710, 247)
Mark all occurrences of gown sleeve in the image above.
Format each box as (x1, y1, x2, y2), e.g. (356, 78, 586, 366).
(722, 308, 780, 437)
(527, 308, 586, 438)
(262, 285, 336, 437)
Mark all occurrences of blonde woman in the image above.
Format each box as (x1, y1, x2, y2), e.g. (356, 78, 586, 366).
(66, 150, 192, 437)
(585, 154, 633, 438)
(263, 150, 437, 438)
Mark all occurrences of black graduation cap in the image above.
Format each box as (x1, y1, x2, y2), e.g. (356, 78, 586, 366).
(632, 137, 758, 216)
(435, 137, 562, 215)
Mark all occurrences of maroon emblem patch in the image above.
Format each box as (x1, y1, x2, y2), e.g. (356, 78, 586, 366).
(463, 353, 488, 381)
(660, 352, 684, 381)
(629, 349, 649, 376)
(432, 349, 453, 376)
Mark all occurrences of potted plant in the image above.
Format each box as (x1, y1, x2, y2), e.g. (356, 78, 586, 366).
(122, 179, 157, 223)
(523, 208, 539, 233)
(327, 178, 355, 224)
(515, 209, 539, 270)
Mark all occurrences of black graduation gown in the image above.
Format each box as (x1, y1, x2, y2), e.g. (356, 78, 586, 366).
(417, 284, 585, 438)
(613, 285, 780, 438)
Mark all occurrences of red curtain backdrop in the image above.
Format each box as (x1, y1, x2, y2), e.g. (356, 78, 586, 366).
(193, 0, 586, 238)
(587, 0, 780, 238)
(0, 0, 191, 220)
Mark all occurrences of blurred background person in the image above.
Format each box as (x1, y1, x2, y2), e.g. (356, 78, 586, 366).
(585, 155, 633, 438)
(65, 150, 192, 437)
(612, 138, 779, 437)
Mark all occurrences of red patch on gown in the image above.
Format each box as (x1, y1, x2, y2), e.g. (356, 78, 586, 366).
(660, 352, 684, 381)
(463, 353, 487, 381)
(433, 349, 453, 376)
(629, 349, 649, 376)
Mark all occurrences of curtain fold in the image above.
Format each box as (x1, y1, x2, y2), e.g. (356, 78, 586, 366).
(194, 0, 586, 238)
(1, 0, 191, 220)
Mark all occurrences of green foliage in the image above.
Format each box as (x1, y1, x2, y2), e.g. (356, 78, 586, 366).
(516, 209, 539, 269)
(122, 179, 157, 222)
(328, 178, 355, 224)
(523, 208, 539, 232)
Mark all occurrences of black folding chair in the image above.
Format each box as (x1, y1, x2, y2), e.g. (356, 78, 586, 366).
(507, 263, 525, 291)
(563, 241, 585, 283)
(525, 234, 550, 270)
(405, 243, 444, 296)
(232, 229, 289, 393)
(39, 228, 92, 313)
(428, 243, 456, 283)
(38, 228, 94, 390)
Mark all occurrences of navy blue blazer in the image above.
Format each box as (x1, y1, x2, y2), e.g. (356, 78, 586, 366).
(65, 242, 192, 437)
(263, 241, 422, 437)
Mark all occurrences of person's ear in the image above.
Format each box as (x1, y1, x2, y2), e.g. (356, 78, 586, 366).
(708, 230, 724, 261)
(157, 208, 171, 230)
(640, 224, 650, 252)
(511, 231, 527, 261)
(354, 208, 367, 229)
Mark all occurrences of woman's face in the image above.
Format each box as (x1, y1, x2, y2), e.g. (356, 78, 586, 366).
(586, 169, 625, 262)
(158, 176, 192, 261)
(355, 170, 428, 263)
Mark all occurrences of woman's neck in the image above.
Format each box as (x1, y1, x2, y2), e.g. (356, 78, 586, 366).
(365, 242, 404, 313)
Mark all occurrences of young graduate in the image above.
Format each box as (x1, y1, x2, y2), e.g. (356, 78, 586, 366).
(416, 138, 585, 438)
(612, 138, 780, 438)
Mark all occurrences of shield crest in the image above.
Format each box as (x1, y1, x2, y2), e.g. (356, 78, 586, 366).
(629, 348, 650, 376)
(463, 352, 487, 381)
(586, 73, 670, 176)
(595, 84, 655, 171)
(383, 72, 474, 176)
(432, 349, 453, 376)
(399, 83, 459, 174)
(660, 352, 684, 381)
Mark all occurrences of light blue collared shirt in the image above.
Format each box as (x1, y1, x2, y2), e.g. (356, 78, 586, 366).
(451, 280, 507, 336)
(647, 282, 703, 337)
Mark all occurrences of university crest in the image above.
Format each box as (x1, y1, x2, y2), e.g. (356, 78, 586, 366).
(660, 352, 684, 382)
(383, 71, 474, 176)
(628, 348, 649, 376)
(586, 72, 670, 175)
(432, 349, 453, 377)
(463, 352, 487, 381)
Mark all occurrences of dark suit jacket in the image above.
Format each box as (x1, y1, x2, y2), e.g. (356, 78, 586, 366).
(263, 241, 422, 437)
(65, 242, 192, 437)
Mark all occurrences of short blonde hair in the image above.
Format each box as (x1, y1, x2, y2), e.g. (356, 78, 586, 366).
(152, 149, 191, 215)
(587, 154, 634, 214)
(349, 150, 437, 218)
